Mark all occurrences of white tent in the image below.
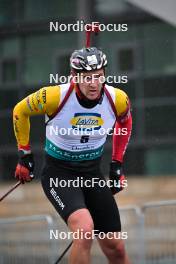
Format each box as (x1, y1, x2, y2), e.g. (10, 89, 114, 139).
(126, 0, 176, 27)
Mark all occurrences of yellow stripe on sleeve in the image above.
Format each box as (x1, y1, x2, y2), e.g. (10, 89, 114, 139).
(13, 85, 61, 147)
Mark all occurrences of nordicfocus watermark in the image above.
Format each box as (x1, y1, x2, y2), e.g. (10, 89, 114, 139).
(50, 229, 128, 240)
(49, 74, 128, 84)
(49, 126, 128, 136)
(50, 20, 128, 32)
(50, 177, 128, 189)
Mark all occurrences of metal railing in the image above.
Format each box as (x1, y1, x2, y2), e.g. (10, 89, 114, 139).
(142, 200, 176, 264)
(0, 201, 176, 264)
(0, 214, 57, 264)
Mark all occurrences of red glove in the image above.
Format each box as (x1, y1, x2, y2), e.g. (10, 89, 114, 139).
(15, 150, 34, 183)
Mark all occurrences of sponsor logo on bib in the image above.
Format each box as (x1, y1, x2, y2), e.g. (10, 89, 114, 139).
(70, 113, 104, 131)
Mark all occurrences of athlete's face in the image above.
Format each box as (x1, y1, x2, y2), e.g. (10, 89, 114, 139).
(77, 69, 105, 100)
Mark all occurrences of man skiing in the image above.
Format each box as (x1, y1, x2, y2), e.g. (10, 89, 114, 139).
(13, 47, 132, 264)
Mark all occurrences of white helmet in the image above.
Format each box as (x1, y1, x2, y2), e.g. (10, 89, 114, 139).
(70, 47, 107, 72)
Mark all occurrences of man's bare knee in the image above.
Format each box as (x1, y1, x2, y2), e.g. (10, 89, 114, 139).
(114, 240, 126, 258)
(67, 209, 94, 249)
(68, 209, 94, 230)
(99, 238, 126, 260)
(109, 240, 126, 258)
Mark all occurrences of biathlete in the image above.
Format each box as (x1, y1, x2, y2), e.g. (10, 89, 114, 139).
(13, 47, 132, 264)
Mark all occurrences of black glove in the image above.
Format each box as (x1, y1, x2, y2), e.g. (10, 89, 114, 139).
(15, 150, 35, 183)
(109, 161, 126, 195)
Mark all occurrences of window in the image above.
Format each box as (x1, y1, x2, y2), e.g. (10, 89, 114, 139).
(145, 105, 176, 138)
(24, 35, 76, 85)
(24, 0, 77, 21)
(144, 38, 175, 75)
(0, 0, 18, 26)
(0, 90, 18, 110)
(145, 147, 176, 175)
(119, 78, 135, 101)
(144, 75, 176, 98)
(95, 0, 137, 16)
(0, 116, 15, 145)
(118, 48, 134, 72)
(2, 60, 18, 83)
(1, 154, 18, 181)
(57, 54, 70, 77)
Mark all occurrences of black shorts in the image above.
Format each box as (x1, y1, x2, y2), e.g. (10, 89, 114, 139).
(41, 154, 121, 233)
